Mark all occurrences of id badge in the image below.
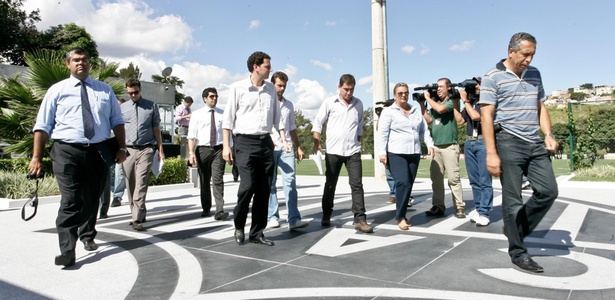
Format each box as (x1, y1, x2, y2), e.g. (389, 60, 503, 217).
(472, 128, 478, 138)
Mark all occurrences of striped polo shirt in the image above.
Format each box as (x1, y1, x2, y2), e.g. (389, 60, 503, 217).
(480, 59, 545, 143)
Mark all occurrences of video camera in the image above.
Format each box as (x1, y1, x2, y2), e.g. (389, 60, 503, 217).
(412, 79, 480, 102)
(375, 98, 395, 117)
(412, 83, 439, 102)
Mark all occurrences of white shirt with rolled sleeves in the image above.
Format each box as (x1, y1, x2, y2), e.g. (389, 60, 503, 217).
(269, 97, 296, 151)
(312, 96, 363, 156)
(222, 77, 283, 135)
(377, 104, 434, 156)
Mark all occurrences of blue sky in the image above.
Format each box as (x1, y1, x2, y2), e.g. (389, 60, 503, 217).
(23, 0, 615, 119)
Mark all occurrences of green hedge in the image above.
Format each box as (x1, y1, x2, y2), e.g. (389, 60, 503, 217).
(0, 157, 188, 198)
(149, 157, 189, 185)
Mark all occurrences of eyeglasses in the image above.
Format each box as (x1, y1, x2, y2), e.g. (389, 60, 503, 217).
(208, 95, 219, 99)
(127, 91, 140, 96)
(397, 92, 409, 96)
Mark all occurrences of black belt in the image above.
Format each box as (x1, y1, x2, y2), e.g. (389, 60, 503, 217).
(126, 144, 154, 150)
(55, 140, 99, 148)
(198, 144, 223, 149)
(236, 134, 269, 140)
(435, 143, 457, 148)
(178, 125, 189, 128)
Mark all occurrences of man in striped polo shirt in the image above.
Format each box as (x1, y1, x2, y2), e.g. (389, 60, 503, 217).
(480, 32, 559, 273)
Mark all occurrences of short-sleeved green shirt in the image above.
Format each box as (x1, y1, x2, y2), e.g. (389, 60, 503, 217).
(429, 97, 458, 146)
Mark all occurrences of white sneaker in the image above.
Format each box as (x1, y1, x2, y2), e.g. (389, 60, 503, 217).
(469, 210, 479, 223)
(475, 215, 490, 227)
(267, 219, 280, 228)
(289, 220, 309, 230)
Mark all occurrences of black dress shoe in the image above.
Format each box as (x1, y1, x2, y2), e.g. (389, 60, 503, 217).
(99, 213, 108, 219)
(54, 253, 75, 267)
(513, 256, 544, 273)
(425, 206, 445, 217)
(201, 211, 211, 217)
(234, 229, 245, 244)
(214, 211, 229, 221)
(83, 240, 98, 251)
(250, 235, 274, 246)
(321, 215, 331, 227)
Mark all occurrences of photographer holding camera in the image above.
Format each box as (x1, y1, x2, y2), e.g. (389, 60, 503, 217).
(421, 78, 465, 219)
(457, 77, 493, 227)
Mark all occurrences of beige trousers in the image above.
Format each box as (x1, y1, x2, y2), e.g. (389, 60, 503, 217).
(429, 143, 464, 210)
(123, 147, 155, 222)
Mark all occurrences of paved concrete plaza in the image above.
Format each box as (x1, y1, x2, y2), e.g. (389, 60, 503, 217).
(1, 174, 614, 299)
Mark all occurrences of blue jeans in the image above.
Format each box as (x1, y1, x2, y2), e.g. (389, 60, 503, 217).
(385, 167, 395, 197)
(268, 150, 302, 224)
(464, 139, 493, 217)
(496, 132, 558, 261)
(112, 163, 125, 199)
(388, 153, 420, 221)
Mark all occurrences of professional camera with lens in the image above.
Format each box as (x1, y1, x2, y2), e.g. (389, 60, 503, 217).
(26, 172, 44, 180)
(375, 98, 395, 117)
(454, 79, 480, 103)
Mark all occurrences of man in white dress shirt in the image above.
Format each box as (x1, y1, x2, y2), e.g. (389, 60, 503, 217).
(188, 87, 229, 221)
(222, 51, 289, 246)
(312, 74, 373, 233)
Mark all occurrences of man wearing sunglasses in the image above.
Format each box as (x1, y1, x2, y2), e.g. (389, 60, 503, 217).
(121, 79, 165, 231)
(188, 88, 229, 221)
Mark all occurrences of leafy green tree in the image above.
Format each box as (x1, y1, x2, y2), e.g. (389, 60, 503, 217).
(0, 49, 124, 155)
(152, 73, 184, 106)
(38, 23, 99, 64)
(117, 62, 142, 80)
(293, 109, 313, 154)
(580, 83, 593, 90)
(0, 0, 41, 66)
(570, 92, 586, 101)
(361, 108, 374, 156)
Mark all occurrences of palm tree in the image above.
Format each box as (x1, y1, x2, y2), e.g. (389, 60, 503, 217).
(0, 49, 124, 155)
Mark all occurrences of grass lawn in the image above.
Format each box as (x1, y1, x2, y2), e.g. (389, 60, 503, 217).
(227, 157, 583, 179)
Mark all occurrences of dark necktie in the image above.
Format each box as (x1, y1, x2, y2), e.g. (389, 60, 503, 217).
(210, 109, 216, 146)
(81, 81, 95, 139)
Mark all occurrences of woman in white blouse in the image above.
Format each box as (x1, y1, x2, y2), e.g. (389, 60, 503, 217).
(377, 82, 434, 230)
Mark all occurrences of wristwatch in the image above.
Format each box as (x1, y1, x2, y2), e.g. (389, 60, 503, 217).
(119, 147, 127, 153)
(545, 133, 556, 139)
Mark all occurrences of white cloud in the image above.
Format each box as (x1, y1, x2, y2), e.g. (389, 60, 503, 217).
(420, 43, 430, 55)
(23, 0, 194, 58)
(291, 79, 334, 121)
(401, 45, 416, 54)
(357, 75, 372, 86)
(310, 60, 332, 71)
(324, 21, 336, 26)
(282, 64, 298, 77)
(449, 40, 475, 52)
(249, 19, 260, 30)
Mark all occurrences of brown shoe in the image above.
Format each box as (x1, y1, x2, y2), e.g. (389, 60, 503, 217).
(455, 208, 466, 219)
(397, 219, 411, 230)
(354, 220, 373, 233)
(386, 197, 396, 204)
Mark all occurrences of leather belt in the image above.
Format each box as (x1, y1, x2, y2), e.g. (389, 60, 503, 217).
(466, 135, 484, 141)
(198, 145, 223, 149)
(126, 144, 154, 150)
(55, 140, 98, 148)
(236, 134, 269, 140)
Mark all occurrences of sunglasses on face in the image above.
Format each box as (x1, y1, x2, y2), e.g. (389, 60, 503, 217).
(127, 91, 140, 96)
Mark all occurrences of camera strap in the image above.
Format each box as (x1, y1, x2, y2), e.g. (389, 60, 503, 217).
(21, 180, 39, 221)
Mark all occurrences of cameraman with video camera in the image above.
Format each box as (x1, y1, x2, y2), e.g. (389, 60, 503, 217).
(421, 78, 465, 219)
(458, 77, 493, 226)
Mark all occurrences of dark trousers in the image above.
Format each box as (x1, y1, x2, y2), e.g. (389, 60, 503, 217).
(51, 142, 108, 255)
(496, 132, 558, 261)
(195, 145, 225, 213)
(322, 152, 366, 222)
(233, 135, 274, 239)
(388, 152, 420, 221)
(231, 144, 239, 180)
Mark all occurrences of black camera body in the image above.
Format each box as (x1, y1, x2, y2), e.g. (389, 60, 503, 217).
(26, 172, 44, 180)
(456, 79, 479, 95)
(375, 98, 395, 117)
